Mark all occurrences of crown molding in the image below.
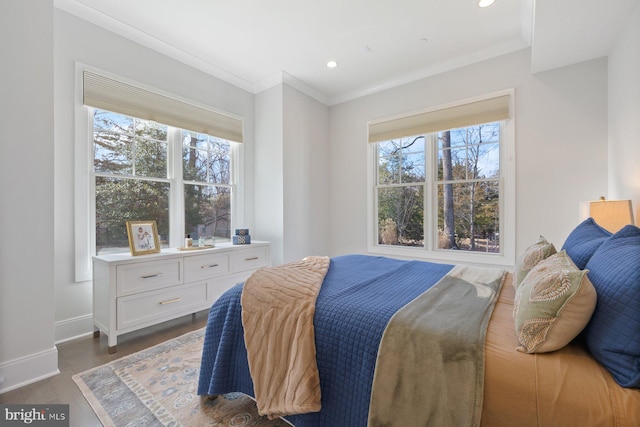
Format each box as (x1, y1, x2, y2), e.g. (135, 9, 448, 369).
(54, 0, 254, 93)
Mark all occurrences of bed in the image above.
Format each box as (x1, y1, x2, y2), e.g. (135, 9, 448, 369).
(197, 219, 640, 426)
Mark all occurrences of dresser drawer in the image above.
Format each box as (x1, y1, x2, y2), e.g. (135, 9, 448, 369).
(208, 273, 248, 302)
(116, 259, 182, 296)
(184, 252, 230, 283)
(230, 246, 269, 273)
(116, 282, 207, 330)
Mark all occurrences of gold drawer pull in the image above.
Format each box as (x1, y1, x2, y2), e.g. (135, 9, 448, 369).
(159, 297, 181, 305)
(245, 256, 259, 261)
(141, 273, 163, 279)
(201, 263, 219, 269)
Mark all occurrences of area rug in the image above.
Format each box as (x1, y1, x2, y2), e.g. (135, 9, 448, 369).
(72, 328, 290, 426)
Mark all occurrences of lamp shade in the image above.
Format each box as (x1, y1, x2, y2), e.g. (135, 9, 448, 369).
(589, 199, 635, 233)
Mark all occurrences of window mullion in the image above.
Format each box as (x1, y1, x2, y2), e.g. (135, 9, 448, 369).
(374, 147, 380, 186)
(434, 177, 499, 185)
(94, 173, 170, 184)
(425, 133, 436, 252)
(372, 145, 380, 247)
(132, 118, 137, 177)
(168, 127, 184, 248)
(230, 141, 241, 231)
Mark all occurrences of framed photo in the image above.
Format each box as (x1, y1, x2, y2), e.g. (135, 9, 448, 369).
(126, 220, 161, 256)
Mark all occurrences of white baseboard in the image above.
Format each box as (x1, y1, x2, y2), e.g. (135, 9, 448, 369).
(0, 314, 93, 394)
(55, 313, 93, 344)
(0, 347, 59, 394)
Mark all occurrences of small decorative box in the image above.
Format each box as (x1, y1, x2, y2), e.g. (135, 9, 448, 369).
(235, 229, 250, 236)
(233, 234, 251, 245)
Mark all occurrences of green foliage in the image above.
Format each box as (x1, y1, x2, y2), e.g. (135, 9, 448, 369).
(377, 137, 425, 245)
(377, 186, 424, 245)
(377, 123, 501, 252)
(96, 177, 169, 249)
(93, 110, 233, 251)
(182, 133, 232, 240)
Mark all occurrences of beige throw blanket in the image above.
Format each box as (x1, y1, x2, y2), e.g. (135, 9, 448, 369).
(368, 265, 506, 427)
(240, 256, 330, 420)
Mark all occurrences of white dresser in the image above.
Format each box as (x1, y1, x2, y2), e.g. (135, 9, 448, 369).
(92, 241, 270, 353)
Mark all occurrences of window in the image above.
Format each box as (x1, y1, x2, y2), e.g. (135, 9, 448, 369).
(75, 69, 244, 281)
(368, 92, 514, 266)
(436, 123, 501, 252)
(182, 131, 232, 245)
(377, 136, 426, 246)
(92, 109, 234, 255)
(93, 111, 170, 253)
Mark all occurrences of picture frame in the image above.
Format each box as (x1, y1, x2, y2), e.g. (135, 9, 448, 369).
(126, 220, 161, 256)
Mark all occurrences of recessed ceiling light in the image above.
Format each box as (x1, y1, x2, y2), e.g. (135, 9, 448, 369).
(326, 60, 338, 68)
(478, 0, 496, 7)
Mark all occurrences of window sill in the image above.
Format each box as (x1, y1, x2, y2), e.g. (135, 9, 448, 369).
(367, 244, 515, 269)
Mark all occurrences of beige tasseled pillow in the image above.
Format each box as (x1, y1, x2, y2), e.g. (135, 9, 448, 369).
(513, 250, 597, 353)
(514, 235, 557, 290)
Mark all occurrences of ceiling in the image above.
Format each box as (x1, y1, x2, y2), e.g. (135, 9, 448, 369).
(55, 0, 639, 106)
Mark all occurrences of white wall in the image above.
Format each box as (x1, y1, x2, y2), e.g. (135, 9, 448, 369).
(255, 86, 285, 265)
(0, 0, 58, 393)
(255, 84, 331, 266)
(282, 85, 330, 262)
(608, 1, 640, 218)
(328, 49, 609, 261)
(53, 9, 256, 343)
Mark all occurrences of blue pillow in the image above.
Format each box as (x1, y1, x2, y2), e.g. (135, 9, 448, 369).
(561, 218, 612, 269)
(583, 224, 640, 388)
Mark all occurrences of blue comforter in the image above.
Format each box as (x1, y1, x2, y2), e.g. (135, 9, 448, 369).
(197, 254, 453, 426)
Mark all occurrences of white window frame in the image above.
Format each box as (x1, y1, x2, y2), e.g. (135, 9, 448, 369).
(179, 131, 238, 245)
(366, 90, 516, 267)
(74, 65, 244, 282)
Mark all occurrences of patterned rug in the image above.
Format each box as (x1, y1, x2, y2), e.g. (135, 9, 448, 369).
(72, 328, 290, 426)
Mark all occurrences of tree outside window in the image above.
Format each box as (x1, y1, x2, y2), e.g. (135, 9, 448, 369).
(94, 110, 169, 253)
(436, 123, 500, 253)
(376, 122, 501, 254)
(182, 132, 232, 244)
(377, 136, 425, 246)
(93, 109, 233, 254)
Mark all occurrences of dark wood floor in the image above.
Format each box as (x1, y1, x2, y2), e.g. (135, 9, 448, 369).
(0, 310, 209, 427)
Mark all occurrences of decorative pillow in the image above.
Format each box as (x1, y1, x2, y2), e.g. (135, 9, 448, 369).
(513, 251, 597, 353)
(583, 224, 640, 388)
(514, 235, 557, 290)
(561, 218, 612, 269)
